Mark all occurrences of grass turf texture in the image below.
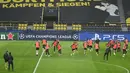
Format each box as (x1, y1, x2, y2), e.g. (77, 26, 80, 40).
(0, 41, 129, 73)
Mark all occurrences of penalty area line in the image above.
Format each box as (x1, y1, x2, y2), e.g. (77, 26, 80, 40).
(33, 51, 44, 73)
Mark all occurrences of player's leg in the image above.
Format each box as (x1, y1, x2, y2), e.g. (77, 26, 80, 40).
(104, 53, 106, 60)
(54, 46, 56, 53)
(126, 45, 129, 51)
(84, 48, 87, 55)
(113, 49, 116, 55)
(106, 53, 109, 61)
(47, 49, 50, 57)
(96, 49, 99, 56)
(122, 49, 125, 57)
(36, 48, 39, 56)
(109, 49, 111, 56)
(42, 45, 45, 52)
(4, 61, 8, 70)
(45, 49, 48, 56)
(58, 49, 61, 56)
(11, 62, 14, 71)
(89, 46, 92, 51)
(117, 48, 120, 52)
(71, 49, 75, 56)
(8, 62, 10, 71)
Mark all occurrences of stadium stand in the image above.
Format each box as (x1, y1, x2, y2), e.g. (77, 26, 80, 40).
(53, 23, 67, 31)
(83, 23, 122, 31)
(33, 24, 46, 30)
(72, 24, 82, 31)
(18, 24, 28, 30)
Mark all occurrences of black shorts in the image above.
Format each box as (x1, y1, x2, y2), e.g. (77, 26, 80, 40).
(45, 49, 49, 52)
(95, 49, 99, 52)
(84, 48, 87, 50)
(42, 45, 46, 49)
(117, 48, 120, 49)
(75, 48, 78, 50)
(72, 49, 75, 51)
(36, 48, 39, 50)
(4, 59, 8, 62)
(89, 46, 92, 48)
(123, 49, 126, 52)
(58, 49, 61, 54)
(113, 49, 116, 50)
(111, 45, 114, 48)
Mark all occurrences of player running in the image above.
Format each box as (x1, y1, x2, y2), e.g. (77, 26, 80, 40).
(71, 43, 76, 56)
(35, 40, 40, 56)
(110, 39, 115, 49)
(74, 41, 78, 52)
(45, 42, 50, 57)
(94, 43, 100, 56)
(57, 42, 62, 56)
(124, 38, 129, 51)
(42, 39, 47, 52)
(113, 42, 117, 55)
(52, 39, 59, 53)
(104, 46, 111, 61)
(83, 41, 88, 55)
(117, 41, 121, 52)
(122, 42, 127, 57)
(88, 38, 93, 51)
(106, 42, 111, 56)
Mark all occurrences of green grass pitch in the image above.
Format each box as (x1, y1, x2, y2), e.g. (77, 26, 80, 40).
(0, 41, 129, 73)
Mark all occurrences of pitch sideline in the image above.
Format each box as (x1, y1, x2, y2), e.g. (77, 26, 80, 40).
(33, 51, 44, 73)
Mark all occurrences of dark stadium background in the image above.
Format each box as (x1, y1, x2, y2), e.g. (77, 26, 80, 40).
(0, 0, 129, 23)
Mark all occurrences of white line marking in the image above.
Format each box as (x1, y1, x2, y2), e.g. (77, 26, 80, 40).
(41, 59, 129, 73)
(95, 62, 129, 73)
(33, 51, 44, 73)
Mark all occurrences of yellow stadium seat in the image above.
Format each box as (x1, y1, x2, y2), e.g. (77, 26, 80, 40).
(40, 24, 43, 26)
(42, 24, 44, 26)
(33, 27, 36, 30)
(54, 27, 57, 30)
(23, 27, 26, 30)
(64, 24, 67, 27)
(42, 27, 44, 30)
(19, 24, 21, 27)
(73, 27, 75, 30)
(18, 27, 21, 30)
(73, 24, 75, 27)
(63, 28, 67, 30)
(60, 27, 63, 30)
(76, 28, 79, 30)
(39, 27, 42, 30)
(58, 24, 60, 27)
(79, 25, 81, 27)
(20, 27, 23, 30)
(37, 24, 39, 27)
(55, 24, 58, 27)
(24, 24, 27, 26)
(58, 28, 60, 30)
(79, 28, 81, 30)
(33, 24, 36, 27)
(61, 24, 63, 27)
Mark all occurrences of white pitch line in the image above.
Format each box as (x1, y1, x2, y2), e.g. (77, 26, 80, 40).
(95, 62, 129, 73)
(33, 51, 44, 73)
